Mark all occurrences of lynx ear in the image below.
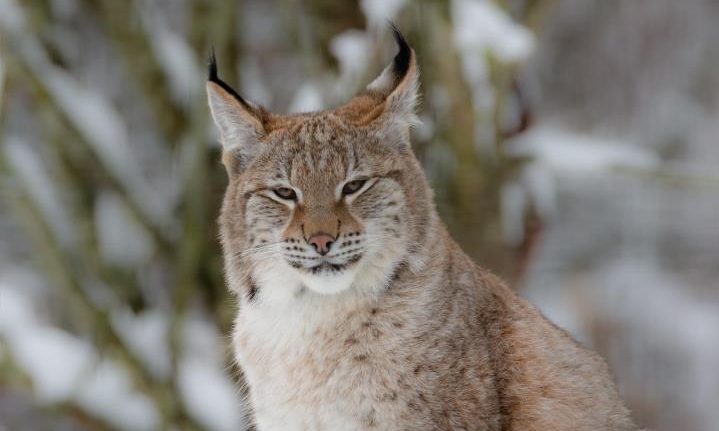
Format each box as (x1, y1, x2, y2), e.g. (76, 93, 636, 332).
(206, 52, 266, 174)
(365, 26, 420, 142)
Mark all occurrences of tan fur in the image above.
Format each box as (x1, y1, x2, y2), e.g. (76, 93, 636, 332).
(207, 30, 636, 430)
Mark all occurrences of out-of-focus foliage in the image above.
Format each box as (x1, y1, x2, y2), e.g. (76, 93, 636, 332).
(0, 1, 718, 430)
(0, 1, 548, 429)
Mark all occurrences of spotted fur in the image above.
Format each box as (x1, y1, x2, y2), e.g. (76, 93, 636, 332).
(207, 28, 637, 431)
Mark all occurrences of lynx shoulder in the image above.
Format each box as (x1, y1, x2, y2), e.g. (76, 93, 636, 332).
(206, 27, 637, 431)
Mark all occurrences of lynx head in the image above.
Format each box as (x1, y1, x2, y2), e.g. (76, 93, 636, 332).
(207, 28, 434, 300)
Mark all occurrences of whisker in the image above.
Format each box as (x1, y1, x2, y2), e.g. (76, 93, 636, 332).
(239, 251, 277, 262)
(234, 243, 283, 263)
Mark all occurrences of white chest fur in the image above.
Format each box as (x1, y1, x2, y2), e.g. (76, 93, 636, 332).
(235, 298, 383, 430)
(232, 266, 414, 431)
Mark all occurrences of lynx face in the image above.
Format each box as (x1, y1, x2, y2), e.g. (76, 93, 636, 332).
(209, 29, 429, 298)
(226, 121, 413, 295)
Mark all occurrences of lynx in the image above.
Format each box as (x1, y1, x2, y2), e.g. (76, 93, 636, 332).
(206, 27, 636, 431)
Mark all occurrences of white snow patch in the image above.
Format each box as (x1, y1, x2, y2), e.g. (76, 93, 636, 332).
(12, 35, 170, 226)
(183, 316, 226, 364)
(450, 0, 535, 115)
(74, 358, 159, 431)
(111, 308, 170, 379)
(179, 316, 245, 431)
(590, 259, 719, 431)
(360, 0, 407, 30)
(506, 126, 660, 174)
(289, 82, 323, 113)
(95, 192, 154, 267)
(240, 59, 272, 106)
(179, 356, 245, 431)
(9, 325, 95, 401)
(3, 136, 75, 247)
(520, 163, 557, 220)
(45, 79, 159, 216)
(0, 0, 25, 34)
(331, 30, 371, 89)
(0, 285, 42, 344)
(152, 29, 201, 102)
(27, 55, 134, 182)
(503, 126, 658, 237)
(500, 163, 556, 247)
(0, 281, 159, 430)
(138, 3, 201, 104)
(451, 0, 535, 63)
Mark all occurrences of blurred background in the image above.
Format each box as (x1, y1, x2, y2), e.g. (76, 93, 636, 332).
(1, 0, 718, 430)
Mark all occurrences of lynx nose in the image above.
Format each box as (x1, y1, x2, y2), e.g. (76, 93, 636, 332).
(307, 233, 335, 256)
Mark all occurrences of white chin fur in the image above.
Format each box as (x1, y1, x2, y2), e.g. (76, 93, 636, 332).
(298, 267, 358, 295)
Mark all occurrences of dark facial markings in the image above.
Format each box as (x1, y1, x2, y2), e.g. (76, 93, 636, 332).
(246, 277, 259, 302)
(280, 230, 366, 275)
(231, 118, 411, 281)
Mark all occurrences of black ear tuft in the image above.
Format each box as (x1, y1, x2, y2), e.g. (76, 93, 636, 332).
(206, 48, 251, 108)
(208, 46, 218, 81)
(390, 23, 411, 80)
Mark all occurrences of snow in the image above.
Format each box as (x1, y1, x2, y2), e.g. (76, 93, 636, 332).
(289, 82, 323, 113)
(151, 28, 202, 104)
(520, 163, 557, 220)
(108, 309, 248, 430)
(449, 0, 536, 137)
(500, 123, 660, 248)
(74, 359, 159, 431)
(330, 30, 371, 90)
(590, 259, 719, 431)
(0, 0, 24, 34)
(4, 19, 172, 227)
(110, 308, 170, 379)
(138, 2, 201, 105)
(8, 325, 94, 402)
(95, 192, 154, 267)
(360, 0, 407, 31)
(38, 64, 169, 224)
(500, 163, 556, 247)
(0, 280, 160, 431)
(0, 283, 39, 342)
(451, 0, 535, 63)
(179, 357, 246, 431)
(19, 40, 135, 181)
(111, 308, 247, 431)
(3, 137, 75, 247)
(500, 126, 659, 246)
(179, 317, 245, 431)
(0, 279, 244, 431)
(506, 126, 660, 174)
(240, 59, 272, 106)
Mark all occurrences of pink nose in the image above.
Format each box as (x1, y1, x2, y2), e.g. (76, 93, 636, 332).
(307, 233, 335, 256)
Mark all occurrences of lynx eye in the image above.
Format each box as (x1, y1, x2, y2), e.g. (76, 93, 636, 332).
(342, 179, 367, 196)
(273, 187, 297, 201)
